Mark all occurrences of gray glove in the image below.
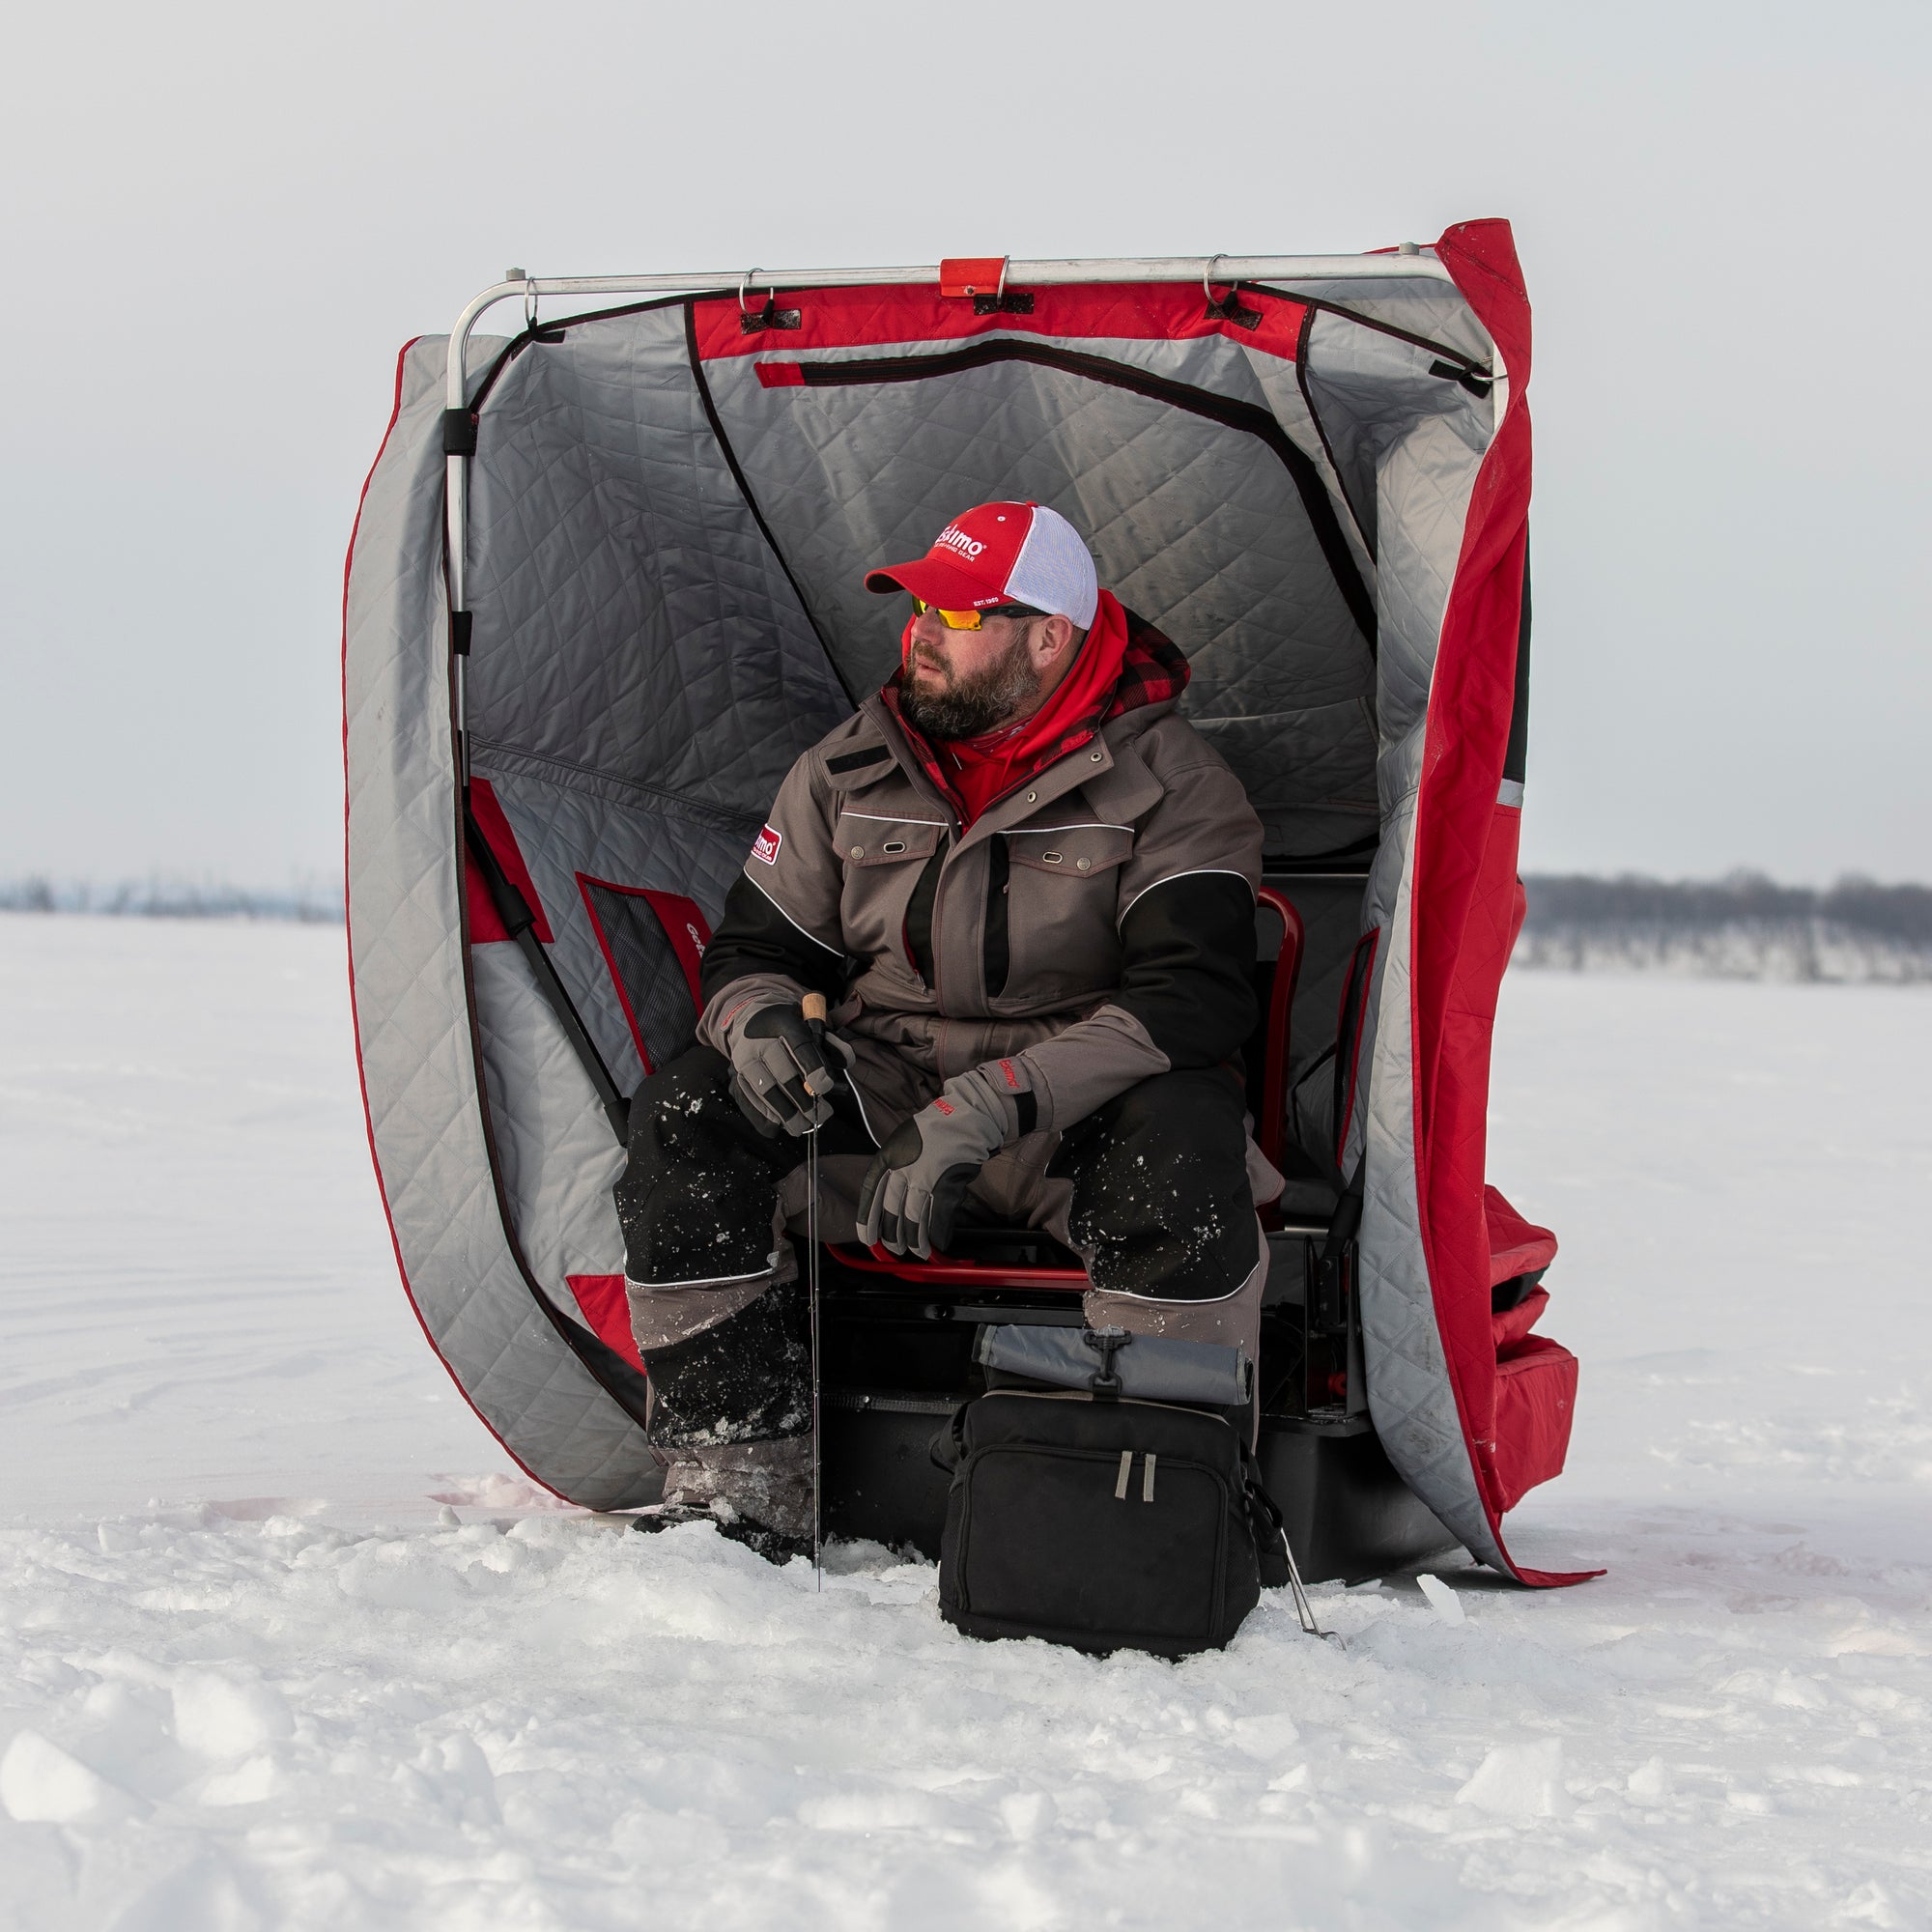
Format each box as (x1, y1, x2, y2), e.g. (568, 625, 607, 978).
(857, 1060, 1034, 1258)
(719, 993, 839, 1136)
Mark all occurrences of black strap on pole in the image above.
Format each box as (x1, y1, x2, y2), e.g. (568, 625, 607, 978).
(463, 798, 631, 1146)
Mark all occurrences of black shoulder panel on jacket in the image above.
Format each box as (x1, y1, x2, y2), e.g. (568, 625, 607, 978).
(698, 874, 850, 1009)
(1114, 872, 1258, 1070)
(826, 744, 892, 775)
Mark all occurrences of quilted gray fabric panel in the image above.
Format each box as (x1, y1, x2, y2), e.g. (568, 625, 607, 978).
(705, 341, 1375, 857)
(471, 947, 629, 1292)
(725, 319, 1375, 608)
(469, 760, 756, 1294)
(1258, 270, 1496, 369)
(345, 335, 659, 1509)
(1358, 810, 1509, 1573)
(732, 324, 1286, 405)
(1238, 349, 1376, 575)
(463, 307, 852, 817)
(1326, 301, 1508, 1569)
(1348, 330, 1494, 1176)
(1302, 310, 1495, 619)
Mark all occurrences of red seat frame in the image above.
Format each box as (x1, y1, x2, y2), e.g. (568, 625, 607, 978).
(829, 885, 1306, 1290)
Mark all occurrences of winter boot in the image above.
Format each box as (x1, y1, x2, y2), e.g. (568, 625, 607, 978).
(631, 1435, 815, 1565)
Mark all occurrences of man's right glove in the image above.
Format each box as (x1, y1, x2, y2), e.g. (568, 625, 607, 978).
(719, 992, 838, 1136)
(856, 1060, 1035, 1259)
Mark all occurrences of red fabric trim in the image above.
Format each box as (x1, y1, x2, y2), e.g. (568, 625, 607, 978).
(638, 890, 710, 1004)
(754, 360, 805, 388)
(835, 1243, 1087, 1290)
(939, 258, 1007, 299)
(466, 778, 554, 944)
(1406, 220, 1596, 1587)
(1491, 1285, 1549, 1352)
(565, 1275, 644, 1374)
(1486, 1183, 1557, 1286)
(341, 343, 560, 1500)
(575, 875, 713, 1071)
(695, 281, 1307, 367)
(1490, 1337, 1578, 1513)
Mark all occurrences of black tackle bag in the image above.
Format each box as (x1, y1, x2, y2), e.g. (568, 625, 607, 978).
(932, 1328, 1291, 1658)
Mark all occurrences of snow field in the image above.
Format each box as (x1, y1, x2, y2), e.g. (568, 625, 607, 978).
(2, 915, 1930, 1928)
(0, 915, 517, 1515)
(3, 1503, 1926, 1929)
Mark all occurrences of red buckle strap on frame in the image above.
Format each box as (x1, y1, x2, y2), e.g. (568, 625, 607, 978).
(939, 257, 1007, 299)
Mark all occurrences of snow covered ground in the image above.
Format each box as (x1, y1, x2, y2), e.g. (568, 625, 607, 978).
(2, 912, 1929, 1930)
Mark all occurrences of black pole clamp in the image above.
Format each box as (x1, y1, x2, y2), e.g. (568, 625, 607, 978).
(1081, 1325, 1133, 1400)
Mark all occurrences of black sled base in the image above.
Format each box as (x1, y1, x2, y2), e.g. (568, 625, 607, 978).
(822, 1394, 1454, 1584)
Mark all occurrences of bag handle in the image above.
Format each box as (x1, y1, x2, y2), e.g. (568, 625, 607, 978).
(929, 1400, 972, 1474)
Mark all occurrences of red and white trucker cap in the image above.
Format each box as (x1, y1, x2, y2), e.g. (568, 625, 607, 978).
(865, 501, 1100, 631)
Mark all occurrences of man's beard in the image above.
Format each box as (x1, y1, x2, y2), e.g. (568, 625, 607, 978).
(899, 630, 1042, 741)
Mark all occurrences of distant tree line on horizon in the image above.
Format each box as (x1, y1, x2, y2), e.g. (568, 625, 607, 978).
(1518, 872, 1932, 982)
(0, 876, 342, 922)
(5, 868, 1930, 982)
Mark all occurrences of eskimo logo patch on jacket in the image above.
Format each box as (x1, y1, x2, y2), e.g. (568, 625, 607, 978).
(752, 825, 782, 866)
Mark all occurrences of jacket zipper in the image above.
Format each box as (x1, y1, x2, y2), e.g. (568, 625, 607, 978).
(929, 839, 950, 1016)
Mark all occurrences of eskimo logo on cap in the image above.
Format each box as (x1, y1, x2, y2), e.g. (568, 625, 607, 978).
(863, 498, 1099, 629)
(934, 525, 985, 560)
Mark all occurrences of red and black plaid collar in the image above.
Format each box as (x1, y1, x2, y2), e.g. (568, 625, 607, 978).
(880, 609, 1190, 820)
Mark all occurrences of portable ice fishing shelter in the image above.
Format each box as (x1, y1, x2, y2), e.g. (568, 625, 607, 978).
(343, 220, 1586, 1586)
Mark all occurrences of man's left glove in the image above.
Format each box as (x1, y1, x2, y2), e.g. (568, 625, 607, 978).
(857, 1060, 1035, 1259)
(719, 992, 840, 1136)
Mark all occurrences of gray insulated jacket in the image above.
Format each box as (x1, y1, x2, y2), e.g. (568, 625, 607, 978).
(696, 614, 1264, 1140)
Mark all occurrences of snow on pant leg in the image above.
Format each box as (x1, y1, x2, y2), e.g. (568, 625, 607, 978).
(613, 1043, 876, 1460)
(612, 1044, 809, 1453)
(1053, 1065, 1268, 1365)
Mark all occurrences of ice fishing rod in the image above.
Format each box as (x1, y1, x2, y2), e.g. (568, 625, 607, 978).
(800, 991, 829, 1595)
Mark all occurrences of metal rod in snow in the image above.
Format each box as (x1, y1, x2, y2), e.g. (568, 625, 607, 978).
(808, 1123, 822, 1595)
(801, 989, 829, 1595)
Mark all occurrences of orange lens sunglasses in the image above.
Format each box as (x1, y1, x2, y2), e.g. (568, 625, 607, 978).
(910, 596, 1040, 631)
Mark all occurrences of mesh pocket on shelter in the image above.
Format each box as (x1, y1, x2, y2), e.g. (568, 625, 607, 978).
(577, 877, 713, 1074)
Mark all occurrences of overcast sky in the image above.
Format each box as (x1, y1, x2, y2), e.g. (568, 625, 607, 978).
(2, 0, 1926, 890)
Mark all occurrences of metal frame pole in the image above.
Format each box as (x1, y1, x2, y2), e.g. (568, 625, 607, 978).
(440, 247, 1456, 421)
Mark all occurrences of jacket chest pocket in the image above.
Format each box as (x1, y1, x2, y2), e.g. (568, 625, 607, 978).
(837, 817, 946, 972)
(995, 825, 1134, 1005)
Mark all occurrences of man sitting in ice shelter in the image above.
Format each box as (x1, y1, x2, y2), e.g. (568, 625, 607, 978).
(615, 502, 1278, 1556)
